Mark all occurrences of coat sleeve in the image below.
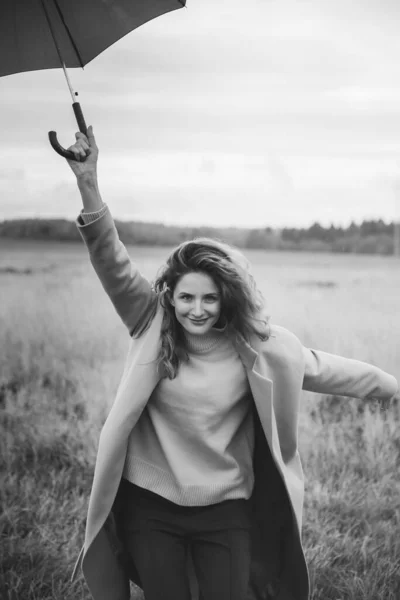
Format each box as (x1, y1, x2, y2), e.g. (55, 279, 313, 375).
(302, 347, 399, 401)
(76, 204, 158, 336)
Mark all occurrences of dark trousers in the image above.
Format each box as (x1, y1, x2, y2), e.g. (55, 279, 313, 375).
(119, 478, 252, 600)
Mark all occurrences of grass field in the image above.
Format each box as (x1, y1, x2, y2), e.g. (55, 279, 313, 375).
(1, 239, 399, 600)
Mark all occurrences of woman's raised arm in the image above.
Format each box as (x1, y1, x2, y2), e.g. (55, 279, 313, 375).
(66, 128, 158, 336)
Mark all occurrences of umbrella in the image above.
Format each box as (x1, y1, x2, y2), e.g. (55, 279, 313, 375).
(1, 0, 186, 160)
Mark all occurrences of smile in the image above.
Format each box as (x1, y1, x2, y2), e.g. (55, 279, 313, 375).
(189, 318, 208, 325)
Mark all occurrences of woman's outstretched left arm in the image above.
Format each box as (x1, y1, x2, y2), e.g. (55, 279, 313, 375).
(302, 347, 399, 409)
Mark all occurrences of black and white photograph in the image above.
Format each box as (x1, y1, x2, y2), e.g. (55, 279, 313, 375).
(1, 1, 399, 599)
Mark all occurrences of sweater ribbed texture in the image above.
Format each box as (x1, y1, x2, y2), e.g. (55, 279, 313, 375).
(123, 328, 255, 506)
(80, 204, 107, 224)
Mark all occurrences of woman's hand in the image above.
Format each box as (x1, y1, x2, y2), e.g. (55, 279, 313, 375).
(66, 125, 98, 181)
(66, 126, 103, 212)
(378, 388, 399, 411)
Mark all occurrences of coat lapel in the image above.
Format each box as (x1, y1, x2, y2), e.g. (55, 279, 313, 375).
(229, 330, 278, 460)
(84, 305, 164, 552)
(229, 331, 309, 600)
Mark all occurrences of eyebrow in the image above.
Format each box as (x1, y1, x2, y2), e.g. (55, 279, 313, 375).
(178, 291, 220, 297)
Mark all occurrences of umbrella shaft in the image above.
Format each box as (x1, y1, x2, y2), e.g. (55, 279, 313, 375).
(62, 62, 78, 103)
(40, 0, 78, 103)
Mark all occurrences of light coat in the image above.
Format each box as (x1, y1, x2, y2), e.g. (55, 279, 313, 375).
(72, 210, 398, 600)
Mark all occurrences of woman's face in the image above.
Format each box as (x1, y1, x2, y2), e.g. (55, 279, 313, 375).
(171, 271, 221, 336)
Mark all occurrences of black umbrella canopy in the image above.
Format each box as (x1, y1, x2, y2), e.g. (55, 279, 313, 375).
(0, 0, 186, 77)
(1, 0, 185, 159)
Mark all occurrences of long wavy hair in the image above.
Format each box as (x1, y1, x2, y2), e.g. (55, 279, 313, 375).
(152, 237, 270, 379)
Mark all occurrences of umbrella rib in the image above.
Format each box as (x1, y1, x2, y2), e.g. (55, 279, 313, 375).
(52, 0, 85, 69)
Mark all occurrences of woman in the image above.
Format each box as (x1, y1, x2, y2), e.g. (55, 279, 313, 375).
(67, 128, 399, 600)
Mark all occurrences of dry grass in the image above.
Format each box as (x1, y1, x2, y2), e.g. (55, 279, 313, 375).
(1, 240, 399, 600)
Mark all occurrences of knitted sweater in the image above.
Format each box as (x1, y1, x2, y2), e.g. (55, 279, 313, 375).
(81, 206, 255, 506)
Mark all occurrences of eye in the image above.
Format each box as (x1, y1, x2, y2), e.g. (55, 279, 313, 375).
(205, 295, 219, 303)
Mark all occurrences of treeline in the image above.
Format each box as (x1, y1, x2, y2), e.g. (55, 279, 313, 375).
(0, 216, 398, 255)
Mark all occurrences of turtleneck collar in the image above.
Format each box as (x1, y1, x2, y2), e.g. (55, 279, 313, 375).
(181, 320, 260, 369)
(183, 327, 225, 354)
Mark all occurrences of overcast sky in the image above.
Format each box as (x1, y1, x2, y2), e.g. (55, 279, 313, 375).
(1, 0, 400, 229)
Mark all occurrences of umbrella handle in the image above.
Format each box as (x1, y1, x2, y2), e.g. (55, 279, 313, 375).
(48, 102, 88, 161)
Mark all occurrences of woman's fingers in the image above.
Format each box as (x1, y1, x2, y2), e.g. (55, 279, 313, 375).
(75, 127, 97, 150)
(80, 140, 91, 154)
(67, 142, 87, 161)
(75, 133, 90, 149)
(377, 396, 394, 411)
(75, 131, 88, 144)
(66, 127, 98, 166)
(86, 126, 98, 150)
(73, 133, 89, 155)
(69, 137, 90, 160)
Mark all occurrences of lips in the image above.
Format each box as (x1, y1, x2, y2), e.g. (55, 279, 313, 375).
(190, 318, 208, 324)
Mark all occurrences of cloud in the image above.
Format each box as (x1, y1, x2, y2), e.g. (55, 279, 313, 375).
(1, 0, 400, 227)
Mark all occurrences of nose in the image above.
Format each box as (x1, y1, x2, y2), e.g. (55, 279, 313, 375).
(191, 300, 205, 317)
